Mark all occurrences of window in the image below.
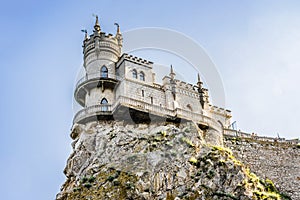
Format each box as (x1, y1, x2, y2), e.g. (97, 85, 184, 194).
(139, 71, 145, 81)
(150, 97, 153, 104)
(132, 69, 137, 79)
(101, 98, 108, 111)
(101, 98, 108, 104)
(101, 66, 108, 78)
(141, 90, 144, 97)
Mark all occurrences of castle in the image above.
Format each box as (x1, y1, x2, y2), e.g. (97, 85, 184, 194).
(73, 16, 231, 145)
(57, 17, 300, 200)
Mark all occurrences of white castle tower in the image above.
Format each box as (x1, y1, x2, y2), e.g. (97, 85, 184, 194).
(73, 17, 232, 145)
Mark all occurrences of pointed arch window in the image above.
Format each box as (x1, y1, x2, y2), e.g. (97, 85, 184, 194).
(101, 98, 108, 111)
(101, 66, 108, 78)
(132, 69, 137, 79)
(101, 98, 108, 104)
(139, 71, 145, 81)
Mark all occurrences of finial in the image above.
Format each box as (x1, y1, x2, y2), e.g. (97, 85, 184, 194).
(197, 73, 203, 88)
(93, 15, 101, 33)
(81, 29, 88, 40)
(114, 23, 121, 35)
(170, 65, 175, 79)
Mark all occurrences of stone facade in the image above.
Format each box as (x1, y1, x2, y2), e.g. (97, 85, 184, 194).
(73, 17, 231, 146)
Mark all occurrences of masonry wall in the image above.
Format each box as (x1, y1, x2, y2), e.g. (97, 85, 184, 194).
(123, 80, 165, 106)
(224, 135, 300, 200)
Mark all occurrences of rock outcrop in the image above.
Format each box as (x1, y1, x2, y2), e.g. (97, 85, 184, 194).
(57, 121, 291, 200)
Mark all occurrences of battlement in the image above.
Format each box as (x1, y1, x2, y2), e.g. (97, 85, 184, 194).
(224, 128, 299, 145)
(117, 53, 154, 66)
(209, 104, 232, 117)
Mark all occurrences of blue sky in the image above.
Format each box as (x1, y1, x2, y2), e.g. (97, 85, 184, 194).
(1, 1, 300, 199)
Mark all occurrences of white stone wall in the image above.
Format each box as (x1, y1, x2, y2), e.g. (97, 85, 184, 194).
(85, 59, 115, 78)
(85, 87, 114, 107)
(123, 80, 166, 106)
(124, 61, 153, 84)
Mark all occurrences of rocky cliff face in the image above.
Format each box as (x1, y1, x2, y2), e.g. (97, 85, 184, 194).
(225, 135, 299, 200)
(57, 121, 290, 200)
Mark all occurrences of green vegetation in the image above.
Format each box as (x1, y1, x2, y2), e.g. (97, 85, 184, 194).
(181, 137, 195, 147)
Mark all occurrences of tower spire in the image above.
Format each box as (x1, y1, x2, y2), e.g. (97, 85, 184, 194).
(114, 23, 123, 48)
(114, 23, 121, 35)
(197, 73, 205, 108)
(170, 65, 176, 80)
(197, 73, 203, 88)
(94, 15, 101, 33)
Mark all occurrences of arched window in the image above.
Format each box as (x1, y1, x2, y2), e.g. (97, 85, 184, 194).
(101, 98, 108, 104)
(101, 98, 108, 111)
(139, 71, 145, 81)
(101, 66, 108, 78)
(132, 69, 137, 79)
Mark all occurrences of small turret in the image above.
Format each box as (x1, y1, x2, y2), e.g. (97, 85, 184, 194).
(170, 65, 176, 80)
(197, 73, 205, 109)
(114, 23, 123, 48)
(170, 65, 176, 99)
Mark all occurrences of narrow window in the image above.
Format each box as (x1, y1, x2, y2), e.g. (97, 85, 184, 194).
(101, 98, 108, 111)
(139, 71, 145, 81)
(101, 66, 108, 78)
(142, 90, 144, 97)
(150, 97, 153, 104)
(132, 69, 137, 79)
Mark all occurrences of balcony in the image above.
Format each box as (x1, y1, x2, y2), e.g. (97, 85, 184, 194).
(74, 73, 120, 107)
(73, 96, 222, 132)
(73, 104, 113, 124)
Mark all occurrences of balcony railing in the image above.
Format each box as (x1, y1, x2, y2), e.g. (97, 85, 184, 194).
(73, 96, 222, 132)
(75, 73, 122, 88)
(73, 104, 112, 123)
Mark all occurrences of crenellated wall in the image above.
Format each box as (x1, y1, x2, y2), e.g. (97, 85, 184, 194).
(224, 134, 300, 200)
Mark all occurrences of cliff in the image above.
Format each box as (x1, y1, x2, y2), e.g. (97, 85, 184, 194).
(56, 121, 291, 200)
(225, 135, 300, 200)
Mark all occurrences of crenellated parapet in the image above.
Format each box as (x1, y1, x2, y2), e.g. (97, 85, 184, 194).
(117, 53, 154, 67)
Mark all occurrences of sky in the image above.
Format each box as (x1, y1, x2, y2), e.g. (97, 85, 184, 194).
(1, 1, 300, 199)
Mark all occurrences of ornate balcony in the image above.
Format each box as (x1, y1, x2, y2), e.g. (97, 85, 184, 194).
(74, 73, 121, 107)
(73, 96, 222, 132)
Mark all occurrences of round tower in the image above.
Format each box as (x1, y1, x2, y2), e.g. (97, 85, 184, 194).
(74, 16, 122, 124)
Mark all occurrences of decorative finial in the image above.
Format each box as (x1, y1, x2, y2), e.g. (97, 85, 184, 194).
(81, 29, 88, 40)
(170, 65, 176, 79)
(114, 23, 121, 35)
(197, 73, 203, 88)
(93, 14, 101, 33)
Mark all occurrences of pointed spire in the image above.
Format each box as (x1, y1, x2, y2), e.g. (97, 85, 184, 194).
(114, 23, 121, 35)
(170, 65, 176, 80)
(197, 73, 203, 88)
(94, 15, 101, 33)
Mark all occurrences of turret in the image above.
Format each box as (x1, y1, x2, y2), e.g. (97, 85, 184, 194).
(197, 73, 205, 108)
(74, 17, 122, 123)
(114, 23, 123, 48)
